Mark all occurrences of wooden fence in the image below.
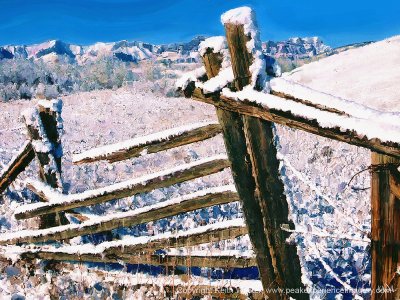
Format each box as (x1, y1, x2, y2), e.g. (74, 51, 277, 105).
(0, 6, 399, 300)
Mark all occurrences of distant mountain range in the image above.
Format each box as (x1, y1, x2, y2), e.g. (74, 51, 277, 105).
(0, 36, 352, 65)
(262, 37, 333, 59)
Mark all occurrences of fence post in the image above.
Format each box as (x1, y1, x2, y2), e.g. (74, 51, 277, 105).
(201, 44, 277, 299)
(22, 99, 68, 228)
(371, 153, 400, 300)
(221, 7, 307, 299)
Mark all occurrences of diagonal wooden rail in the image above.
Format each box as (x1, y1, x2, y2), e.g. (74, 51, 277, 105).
(2, 186, 238, 244)
(73, 122, 222, 164)
(15, 155, 230, 219)
(21, 251, 256, 269)
(0, 141, 34, 194)
(191, 10, 308, 299)
(187, 88, 400, 159)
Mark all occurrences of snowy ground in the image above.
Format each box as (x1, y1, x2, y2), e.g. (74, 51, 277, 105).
(0, 73, 372, 299)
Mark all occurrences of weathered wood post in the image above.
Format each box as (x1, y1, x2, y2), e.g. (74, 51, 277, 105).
(22, 99, 68, 228)
(371, 153, 400, 300)
(199, 7, 307, 299)
(222, 8, 307, 299)
(201, 47, 277, 299)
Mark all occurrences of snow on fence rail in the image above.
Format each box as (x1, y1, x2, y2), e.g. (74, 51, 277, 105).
(185, 86, 400, 158)
(5, 219, 247, 257)
(15, 155, 230, 219)
(0, 141, 35, 194)
(72, 122, 222, 164)
(1, 186, 238, 245)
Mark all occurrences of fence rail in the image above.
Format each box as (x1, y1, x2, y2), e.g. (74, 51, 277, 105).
(16, 155, 230, 219)
(73, 122, 222, 164)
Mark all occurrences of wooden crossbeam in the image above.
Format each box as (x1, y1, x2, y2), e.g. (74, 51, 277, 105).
(188, 88, 400, 159)
(15, 155, 230, 219)
(6, 219, 246, 255)
(270, 79, 349, 116)
(21, 251, 256, 268)
(3, 186, 238, 244)
(104, 220, 247, 255)
(0, 141, 35, 194)
(73, 122, 222, 164)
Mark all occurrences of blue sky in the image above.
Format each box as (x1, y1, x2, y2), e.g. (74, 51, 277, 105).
(0, 0, 399, 47)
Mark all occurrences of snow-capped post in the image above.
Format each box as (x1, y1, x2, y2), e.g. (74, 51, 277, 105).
(370, 153, 400, 300)
(220, 7, 307, 299)
(22, 99, 69, 228)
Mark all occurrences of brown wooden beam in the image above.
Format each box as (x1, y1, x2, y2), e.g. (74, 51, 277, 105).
(187, 88, 400, 159)
(223, 18, 307, 299)
(389, 169, 400, 200)
(4, 187, 238, 244)
(21, 251, 256, 269)
(104, 222, 247, 254)
(201, 40, 279, 299)
(73, 122, 222, 164)
(371, 153, 400, 300)
(0, 141, 35, 194)
(16, 156, 230, 219)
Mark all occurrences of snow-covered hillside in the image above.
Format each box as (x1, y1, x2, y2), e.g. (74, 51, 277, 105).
(282, 35, 400, 112)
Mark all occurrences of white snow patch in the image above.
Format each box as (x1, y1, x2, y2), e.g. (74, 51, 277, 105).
(175, 66, 206, 90)
(202, 68, 234, 94)
(199, 36, 227, 57)
(283, 35, 400, 113)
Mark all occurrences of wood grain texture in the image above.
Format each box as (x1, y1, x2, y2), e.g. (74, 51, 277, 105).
(104, 225, 247, 255)
(224, 22, 306, 299)
(0, 141, 34, 194)
(18, 157, 230, 218)
(23, 105, 68, 228)
(188, 88, 400, 159)
(73, 123, 222, 164)
(5, 188, 238, 244)
(201, 37, 283, 299)
(21, 251, 256, 268)
(389, 170, 400, 200)
(371, 153, 400, 300)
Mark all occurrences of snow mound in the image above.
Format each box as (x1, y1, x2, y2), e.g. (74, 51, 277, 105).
(283, 35, 400, 112)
